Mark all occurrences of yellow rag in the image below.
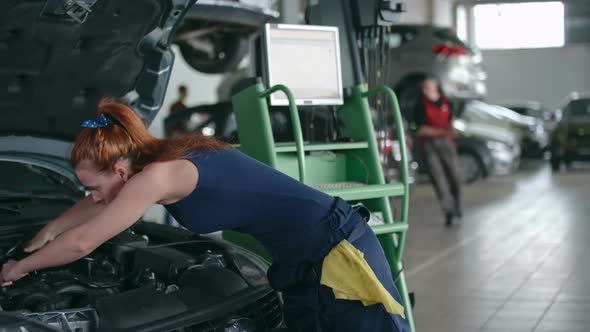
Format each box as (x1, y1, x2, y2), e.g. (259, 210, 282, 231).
(320, 240, 406, 319)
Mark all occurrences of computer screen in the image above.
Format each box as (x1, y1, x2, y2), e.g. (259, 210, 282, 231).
(264, 24, 343, 106)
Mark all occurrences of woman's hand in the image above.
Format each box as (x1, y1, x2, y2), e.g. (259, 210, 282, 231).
(9, 163, 173, 276)
(0, 260, 27, 286)
(24, 226, 57, 253)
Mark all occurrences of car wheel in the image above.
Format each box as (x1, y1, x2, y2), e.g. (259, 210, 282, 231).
(564, 155, 573, 169)
(394, 75, 425, 118)
(450, 99, 466, 117)
(550, 156, 561, 171)
(177, 32, 249, 74)
(458, 152, 483, 184)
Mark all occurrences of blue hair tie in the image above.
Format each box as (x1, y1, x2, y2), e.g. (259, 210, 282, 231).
(81, 114, 111, 128)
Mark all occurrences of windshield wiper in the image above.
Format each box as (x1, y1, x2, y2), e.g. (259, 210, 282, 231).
(0, 190, 80, 203)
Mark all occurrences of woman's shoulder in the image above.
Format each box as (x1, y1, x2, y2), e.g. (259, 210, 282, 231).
(143, 159, 197, 175)
(140, 159, 199, 197)
(182, 147, 239, 160)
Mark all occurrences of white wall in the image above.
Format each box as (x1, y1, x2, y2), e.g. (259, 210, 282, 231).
(401, 0, 454, 27)
(432, 0, 454, 28)
(401, 0, 429, 24)
(482, 45, 590, 109)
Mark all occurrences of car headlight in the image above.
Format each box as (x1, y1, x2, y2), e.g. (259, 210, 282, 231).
(202, 126, 215, 137)
(230, 248, 270, 287)
(224, 317, 258, 332)
(528, 124, 546, 139)
(486, 141, 508, 151)
(453, 119, 467, 131)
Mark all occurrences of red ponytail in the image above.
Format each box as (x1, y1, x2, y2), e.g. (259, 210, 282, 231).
(71, 98, 227, 173)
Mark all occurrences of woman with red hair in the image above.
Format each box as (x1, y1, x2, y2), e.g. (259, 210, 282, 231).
(0, 99, 409, 332)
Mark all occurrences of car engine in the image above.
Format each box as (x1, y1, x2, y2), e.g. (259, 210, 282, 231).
(0, 223, 276, 331)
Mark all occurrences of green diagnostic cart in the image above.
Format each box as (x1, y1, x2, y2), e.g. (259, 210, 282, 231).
(223, 23, 415, 331)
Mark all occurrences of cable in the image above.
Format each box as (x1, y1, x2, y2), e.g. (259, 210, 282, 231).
(394, 260, 405, 283)
(105, 239, 212, 250)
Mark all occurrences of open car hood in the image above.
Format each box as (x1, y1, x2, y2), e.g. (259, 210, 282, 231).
(0, 0, 197, 140)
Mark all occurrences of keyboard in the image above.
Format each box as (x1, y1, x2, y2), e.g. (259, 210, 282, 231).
(312, 182, 366, 190)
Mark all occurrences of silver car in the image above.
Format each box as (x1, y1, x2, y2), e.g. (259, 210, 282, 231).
(499, 100, 560, 133)
(462, 101, 549, 158)
(384, 24, 487, 114)
(454, 117, 521, 179)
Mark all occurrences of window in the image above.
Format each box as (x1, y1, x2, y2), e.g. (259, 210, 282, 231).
(567, 99, 590, 118)
(473, 2, 565, 49)
(455, 4, 468, 43)
(508, 107, 529, 116)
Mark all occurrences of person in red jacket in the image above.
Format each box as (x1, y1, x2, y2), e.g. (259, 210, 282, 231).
(165, 85, 189, 137)
(412, 77, 463, 226)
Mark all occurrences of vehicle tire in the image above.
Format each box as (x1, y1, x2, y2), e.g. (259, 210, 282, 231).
(177, 33, 249, 74)
(458, 151, 483, 184)
(550, 156, 561, 171)
(564, 157, 573, 169)
(394, 75, 426, 119)
(451, 99, 466, 117)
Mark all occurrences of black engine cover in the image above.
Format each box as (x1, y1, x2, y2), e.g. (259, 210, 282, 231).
(95, 287, 187, 330)
(133, 246, 197, 282)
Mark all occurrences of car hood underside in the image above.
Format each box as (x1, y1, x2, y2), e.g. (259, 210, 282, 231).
(0, 0, 196, 140)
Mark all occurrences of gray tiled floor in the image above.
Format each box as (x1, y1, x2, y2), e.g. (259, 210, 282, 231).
(403, 162, 590, 332)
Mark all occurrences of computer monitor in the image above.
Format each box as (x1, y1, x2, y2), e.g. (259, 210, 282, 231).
(263, 23, 343, 106)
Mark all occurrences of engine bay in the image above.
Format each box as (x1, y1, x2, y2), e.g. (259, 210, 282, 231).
(0, 223, 271, 331)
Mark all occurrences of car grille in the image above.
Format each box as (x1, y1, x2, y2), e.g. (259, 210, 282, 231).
(574, 136, 590, 149)
(180, 292, 283, 332)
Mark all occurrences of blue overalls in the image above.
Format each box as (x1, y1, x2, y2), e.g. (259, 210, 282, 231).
(165, 148, 410, 332)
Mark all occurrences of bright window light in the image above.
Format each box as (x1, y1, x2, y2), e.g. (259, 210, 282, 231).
(474, 2, 565, 49)
(456, 5, 468, 42)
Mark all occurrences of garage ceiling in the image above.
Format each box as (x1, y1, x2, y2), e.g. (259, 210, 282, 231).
(459, 0, 590, 44)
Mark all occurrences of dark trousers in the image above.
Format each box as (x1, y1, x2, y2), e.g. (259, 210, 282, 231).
(269, 199, 410, 332)
(422, 138, 462, 215)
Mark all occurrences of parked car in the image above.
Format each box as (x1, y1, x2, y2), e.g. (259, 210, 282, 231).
(376, 129, 418, 189)
(462, 101, 548, 159)
(173, 0, 279, 74)
(0, 1, 282, 330)
(549, 93, 590, 170)
(455, 131, 494, 184)
(498, 100, 559, 133)
(409, 116, 520, 185)
(454, 118, 521, 183)
(165, 101, 240, 142)
(384, 24, 487, 116)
